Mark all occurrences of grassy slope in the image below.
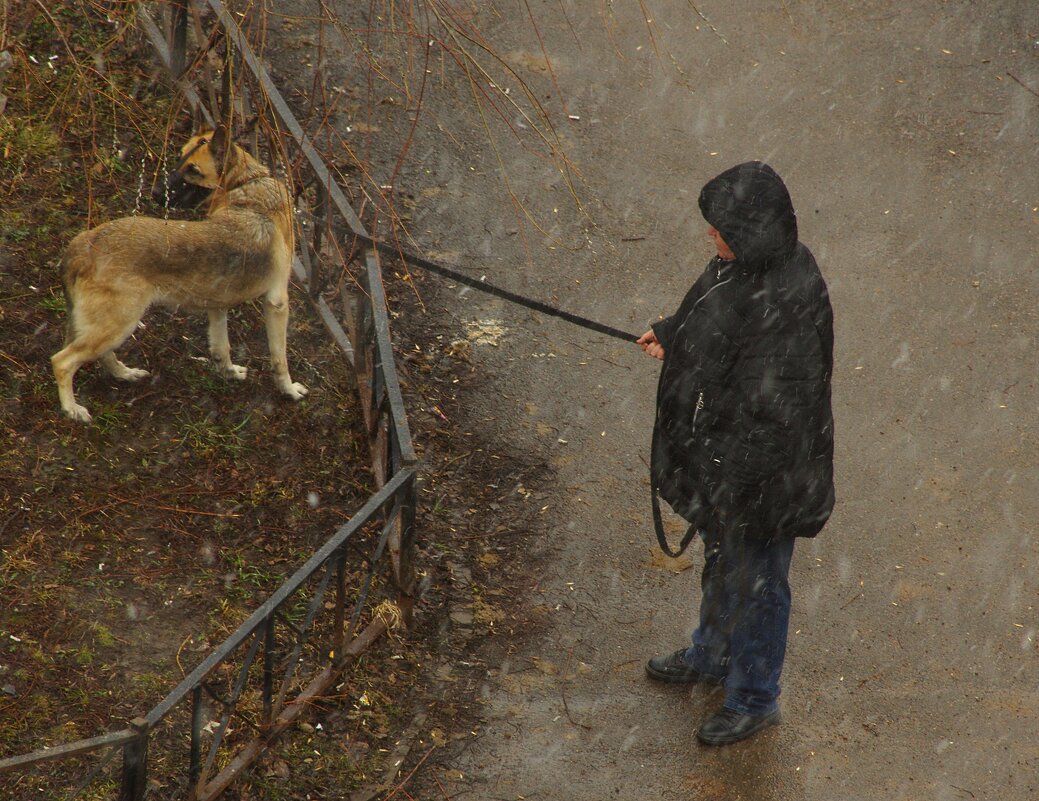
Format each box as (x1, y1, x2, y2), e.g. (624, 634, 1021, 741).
(0, 4, 553, 799)
(0, 5, 395, 798)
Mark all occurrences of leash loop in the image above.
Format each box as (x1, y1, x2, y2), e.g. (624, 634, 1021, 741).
(650, 381, 699, 558)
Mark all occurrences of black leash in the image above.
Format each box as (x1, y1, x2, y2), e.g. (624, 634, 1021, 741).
(649, 365, 699, 558)
(357, 234, 640, 343)
(651, 481, 698, 558)
(360, 235, 692, 551)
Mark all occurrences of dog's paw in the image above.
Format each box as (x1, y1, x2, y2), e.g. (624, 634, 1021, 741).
(64, 404, 93, 424)
(120, 367, 150, 382)
(281, 381, 308, 400)
(226, 364, 248, 381)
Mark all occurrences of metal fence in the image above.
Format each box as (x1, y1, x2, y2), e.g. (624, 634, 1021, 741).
(0, 1, 419, 797)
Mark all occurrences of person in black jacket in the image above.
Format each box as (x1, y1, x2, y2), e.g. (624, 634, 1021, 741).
(637, 161, 834, 745)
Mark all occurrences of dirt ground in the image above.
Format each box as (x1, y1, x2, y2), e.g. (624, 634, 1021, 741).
(0, 4, 567, 798)
(274, 1, 1039, 799)
(0, 6, 537, 798)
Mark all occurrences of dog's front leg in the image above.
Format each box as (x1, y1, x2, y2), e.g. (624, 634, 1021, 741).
(100, 351, 150, 382)
(263, 294, 308, 400)
(208, 309, 248, 380)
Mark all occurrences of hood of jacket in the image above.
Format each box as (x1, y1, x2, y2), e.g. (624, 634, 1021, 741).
(698, 161, 798, 267)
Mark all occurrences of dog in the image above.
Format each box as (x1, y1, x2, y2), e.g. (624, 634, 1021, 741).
(51, 127, 307, 423)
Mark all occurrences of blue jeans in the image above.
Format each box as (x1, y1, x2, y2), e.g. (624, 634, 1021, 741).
(683, 523, 795, 715)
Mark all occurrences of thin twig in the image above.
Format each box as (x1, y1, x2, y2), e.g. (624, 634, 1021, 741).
(386, 5, 433, 193)
(0, 348, 30, 371)
(105, 493, 241, 518)
(560, 647, 592, 730)
(561, 684, 593, 730)
(686, 1, 730, 46)
(382, 746, 436, 801)
(636, 0, 661, 60)
(432, 770, 452, 800)
(521, 0, 570, 116)
(1006, 72, 1039, 99)
(840, 591, 862, 610)
(175, 633, 193, 676)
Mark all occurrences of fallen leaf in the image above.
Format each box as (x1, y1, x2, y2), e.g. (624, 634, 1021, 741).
(445, 339, 471, 361)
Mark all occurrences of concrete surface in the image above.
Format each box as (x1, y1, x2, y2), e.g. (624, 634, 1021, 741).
(310, 2, 1039, 798)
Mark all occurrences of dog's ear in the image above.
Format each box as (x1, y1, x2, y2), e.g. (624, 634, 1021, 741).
(209, 125, 228, 171)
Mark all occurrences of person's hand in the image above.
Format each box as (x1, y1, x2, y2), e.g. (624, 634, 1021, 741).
(637, 329, 665, 360)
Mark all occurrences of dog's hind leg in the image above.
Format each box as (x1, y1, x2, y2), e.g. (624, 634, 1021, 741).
(52, 291, 149, 423)
(53, 334, 140, 424)
(208, 309, 247, 380)
(263, 292, 308, 400)
(51, 342, 94, 423)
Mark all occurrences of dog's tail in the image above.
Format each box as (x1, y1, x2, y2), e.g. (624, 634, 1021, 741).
(61, 282, 74, 345)
(59, 248, 79, 346)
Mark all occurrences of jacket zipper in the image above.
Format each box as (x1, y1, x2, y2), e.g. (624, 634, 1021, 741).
(692, 391, 705, 429)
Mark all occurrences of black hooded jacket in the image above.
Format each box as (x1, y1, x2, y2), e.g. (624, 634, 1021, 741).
(651, 162, 834, 538)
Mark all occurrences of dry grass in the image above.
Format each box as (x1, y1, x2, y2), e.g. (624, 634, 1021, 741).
(0, 1, 569, 797)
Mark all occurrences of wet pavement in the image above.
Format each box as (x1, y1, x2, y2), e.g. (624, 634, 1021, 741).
(381, 2, 1039, 799)
(292, 1, 1039, 797)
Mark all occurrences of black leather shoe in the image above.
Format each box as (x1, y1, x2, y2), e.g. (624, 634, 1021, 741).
(645, 649, 724, 685)
(697, 707, 780, 745)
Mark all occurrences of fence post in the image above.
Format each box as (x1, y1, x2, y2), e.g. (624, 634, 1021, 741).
(189, 686, 204, 788)
(262, 616, 276, 728)
(398, 473, 418, 627)
(120, 717, 150, 801)
(309, 181, 329, 297)
(344, 256, 376, 439)
(332, 549, 348, 661)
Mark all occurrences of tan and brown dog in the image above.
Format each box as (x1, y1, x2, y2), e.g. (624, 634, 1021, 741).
(51, 128, 307, 422)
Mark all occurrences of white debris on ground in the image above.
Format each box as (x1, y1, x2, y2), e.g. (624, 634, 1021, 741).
(463, 318, 507, 346)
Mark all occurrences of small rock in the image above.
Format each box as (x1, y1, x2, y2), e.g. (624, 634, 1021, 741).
(271, 759, 290, 779)
(450, 608, 474, 626)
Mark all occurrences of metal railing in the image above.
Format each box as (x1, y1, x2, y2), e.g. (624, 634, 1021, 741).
(0, 1, 419, 797)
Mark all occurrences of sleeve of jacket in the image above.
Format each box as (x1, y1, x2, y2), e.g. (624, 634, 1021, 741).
(651, 315, 677, 350)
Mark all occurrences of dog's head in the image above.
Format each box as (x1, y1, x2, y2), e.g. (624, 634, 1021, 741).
(152, 128, 227, 210)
